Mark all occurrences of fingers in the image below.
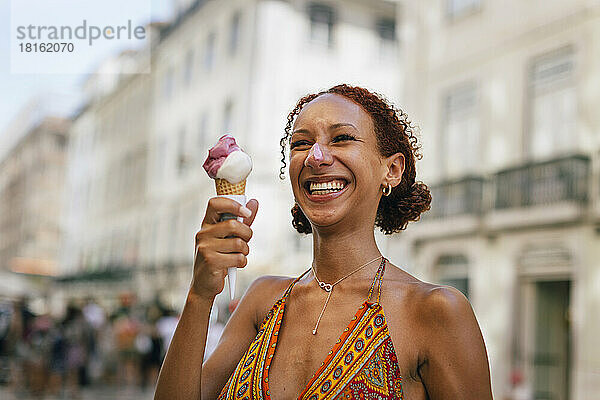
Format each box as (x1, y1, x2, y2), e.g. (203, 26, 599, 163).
(215, 237, 250, 256)
(203, 197, 252, 225)
(243, 199, 259, 227)
(213, 252, 247, 269)
(196, 248, 247, 269)
(201, 219, 252, 242)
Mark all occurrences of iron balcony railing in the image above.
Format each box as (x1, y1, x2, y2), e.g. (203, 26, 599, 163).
(423, 154, 590, 221)
(426, 176, 485, 219)
(494, 154, 590, 210)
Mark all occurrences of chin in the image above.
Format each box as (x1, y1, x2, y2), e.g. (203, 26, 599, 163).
(301, 206, 356, 232)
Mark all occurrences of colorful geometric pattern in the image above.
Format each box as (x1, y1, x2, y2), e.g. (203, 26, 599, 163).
(217, 259, 403, 400)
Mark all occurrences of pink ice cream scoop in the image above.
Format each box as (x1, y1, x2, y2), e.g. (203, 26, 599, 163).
(203, 135, 241, 179)
(203, 135, 252, 184)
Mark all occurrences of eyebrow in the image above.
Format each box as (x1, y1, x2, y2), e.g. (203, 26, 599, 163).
(292, 123, 358, 135)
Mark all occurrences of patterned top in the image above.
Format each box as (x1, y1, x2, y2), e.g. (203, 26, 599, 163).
(217, 258, 403, 400)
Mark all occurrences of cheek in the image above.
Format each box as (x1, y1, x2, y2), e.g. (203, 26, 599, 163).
(289, 152, 305, 168)
(353, 155, 386, 189)
(288, 153, 304, 185)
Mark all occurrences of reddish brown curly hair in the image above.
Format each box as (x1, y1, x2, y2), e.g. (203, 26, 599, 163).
(279, 84, 431, 235)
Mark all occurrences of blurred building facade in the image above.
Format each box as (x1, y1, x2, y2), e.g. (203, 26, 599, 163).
(58, 0, 401, 309)
(58, 75, 152, 311)
(0, 108, 69, 284)
(394, 0, 600, 398)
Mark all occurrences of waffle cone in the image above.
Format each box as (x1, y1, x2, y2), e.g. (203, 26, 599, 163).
(215, 178, 246, 195)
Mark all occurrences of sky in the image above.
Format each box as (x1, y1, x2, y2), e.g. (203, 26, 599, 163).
(0, 0, 173, 134)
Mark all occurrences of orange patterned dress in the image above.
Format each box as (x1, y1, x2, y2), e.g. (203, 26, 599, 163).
(217, 258, 403, 399)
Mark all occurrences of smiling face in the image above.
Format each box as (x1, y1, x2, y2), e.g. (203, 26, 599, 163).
(289, 94, 389, 232)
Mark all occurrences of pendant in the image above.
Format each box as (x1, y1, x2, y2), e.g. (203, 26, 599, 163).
(319, 282, 333, 292)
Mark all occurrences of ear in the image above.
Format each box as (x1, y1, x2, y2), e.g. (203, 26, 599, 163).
(384, 152, 405, 188)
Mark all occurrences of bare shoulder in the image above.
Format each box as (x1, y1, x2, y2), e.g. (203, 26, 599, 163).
(382, 263, 492, 397)
(382, 263, 474, 330)
(411, 280, 471, 325)
(242, 274, 296, 327)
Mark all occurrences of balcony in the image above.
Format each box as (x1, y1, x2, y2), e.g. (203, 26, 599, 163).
(494, 154, 589, 209)
(411, 154, 591, 239)
(487, 154, 590, 229)
(410, 176, 484, 239)
(427, 176, 485, 219)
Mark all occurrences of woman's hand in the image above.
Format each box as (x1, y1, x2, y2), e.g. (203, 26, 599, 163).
(191, 197, 259, 300)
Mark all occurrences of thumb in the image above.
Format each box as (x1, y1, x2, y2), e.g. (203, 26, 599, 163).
(243, 198, 259, 226)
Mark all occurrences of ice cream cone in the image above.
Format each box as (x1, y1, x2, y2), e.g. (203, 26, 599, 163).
(204, 135, 252, 300)
(215, 178, 246, 195)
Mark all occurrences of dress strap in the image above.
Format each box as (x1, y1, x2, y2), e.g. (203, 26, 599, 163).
(282, 269, 311, 299)
(367, 257, 387, 304)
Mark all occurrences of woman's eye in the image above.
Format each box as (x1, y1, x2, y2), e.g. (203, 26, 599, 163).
(290, 140, 311, 149)
(332, 134, 357, 143)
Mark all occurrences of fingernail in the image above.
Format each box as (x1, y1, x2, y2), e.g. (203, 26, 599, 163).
(240, 206, 252, 218)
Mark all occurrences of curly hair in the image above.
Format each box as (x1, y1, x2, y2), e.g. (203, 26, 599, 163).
(280, 84, 431, 235)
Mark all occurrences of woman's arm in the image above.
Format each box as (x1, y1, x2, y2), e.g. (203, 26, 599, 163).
(154, 197, 258, 400)
(418, 286, 493, 399)
(201, 276, 290, 399)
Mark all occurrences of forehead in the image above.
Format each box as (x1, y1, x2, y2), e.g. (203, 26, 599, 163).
(294, 93, 373, 132)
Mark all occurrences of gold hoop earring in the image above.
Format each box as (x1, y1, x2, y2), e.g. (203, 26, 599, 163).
(382, 183, 392, 196)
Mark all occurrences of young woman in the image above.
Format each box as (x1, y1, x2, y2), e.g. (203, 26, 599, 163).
(154, 85, 493, 399)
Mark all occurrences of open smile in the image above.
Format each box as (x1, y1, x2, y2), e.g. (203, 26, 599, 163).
(303, 178, 350, 201)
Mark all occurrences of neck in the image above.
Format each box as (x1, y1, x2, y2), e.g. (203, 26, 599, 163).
(311, 225, 382, 283)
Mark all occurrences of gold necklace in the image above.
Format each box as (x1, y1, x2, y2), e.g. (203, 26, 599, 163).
(310, 255, 382, 335)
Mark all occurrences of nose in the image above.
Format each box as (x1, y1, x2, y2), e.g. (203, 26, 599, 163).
(304, 143, 333, 168)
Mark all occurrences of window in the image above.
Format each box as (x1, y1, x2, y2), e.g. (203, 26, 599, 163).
(169, 207, 179, 259)
(446, 0, 481, 19)
(442, 82, 480, 177)
(223, 99, 233, 133)
(156, 137, 167, 181)
(527, 47, 576, 160)
(150, 218, 159, 265)
(308, 2, 335, 48)
(229, 11, 241, 55)
(177, 127, 188, 175)
(376, 18, 396, 60)
(54, 133, 67, 148)
(376, 18, 395, 42)
(434, 254, 469, 299)
(183, 49, 194, 85)
(163, 67, 174, 99)
(204, 32, 216, 71)
(198, 112, 209, 156)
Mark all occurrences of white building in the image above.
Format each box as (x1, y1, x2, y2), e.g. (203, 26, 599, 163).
(147, 0, 402, 306)
(58, 48, 153, 310)
(0, 103, 70, 300)
(394, 1, 600, 398)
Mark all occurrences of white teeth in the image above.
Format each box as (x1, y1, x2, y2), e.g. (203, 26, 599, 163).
(308, 180, 346, 193)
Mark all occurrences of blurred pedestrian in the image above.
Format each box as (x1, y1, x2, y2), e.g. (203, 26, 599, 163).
(112, 293, 140, 388)
(137, 304, 163, 391)
(509, 369, 533, 400)
(0, 299, 17, 386)
(82, 298, 105, 383)
(61, 303, 92, 399)
(26, 313, 54, 398)
(11, 298, 34, 396)
(155, 308, 178, 360)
